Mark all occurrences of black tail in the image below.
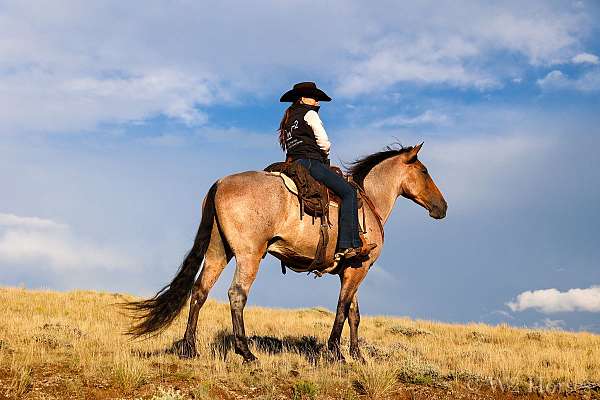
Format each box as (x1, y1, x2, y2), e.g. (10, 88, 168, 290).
(123, 182, 219, 338)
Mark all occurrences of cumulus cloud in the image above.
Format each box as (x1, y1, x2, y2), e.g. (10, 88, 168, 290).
(336, 1, 586, 95)
(336, 37, 499, 96)
(0, 212, 133, 270)
(537, 69, 600, 92)
(507, 286, 600, 313)
(0, 67, 217, 134)
(0, 0, 593, 133)
(572, 52, 599, 64)
(537, 70, 570, 89)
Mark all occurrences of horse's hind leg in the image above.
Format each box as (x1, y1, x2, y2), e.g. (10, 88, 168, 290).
(228, 253, 262, 363)
(348, 293, 365, 363)
(173, 223, 232, 358)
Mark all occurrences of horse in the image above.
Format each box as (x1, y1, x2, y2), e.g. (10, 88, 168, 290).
(124, 142, 447, 363)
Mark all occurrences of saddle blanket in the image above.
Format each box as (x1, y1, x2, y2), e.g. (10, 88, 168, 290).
(267, 171, 339, 208)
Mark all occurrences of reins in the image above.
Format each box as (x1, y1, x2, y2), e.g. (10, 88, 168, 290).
(350, 179, 385, 243)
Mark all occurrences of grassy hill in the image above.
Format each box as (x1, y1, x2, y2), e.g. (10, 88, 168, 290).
(0, 287, 598, 399)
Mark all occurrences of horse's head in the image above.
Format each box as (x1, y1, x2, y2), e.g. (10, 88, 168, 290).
(397, 143, 447, 219)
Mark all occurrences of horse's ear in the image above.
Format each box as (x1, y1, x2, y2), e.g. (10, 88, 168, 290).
(403, 142, 423, 163)
(415, 142, 424, 153)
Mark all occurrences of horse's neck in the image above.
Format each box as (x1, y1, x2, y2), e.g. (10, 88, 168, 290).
(362, 157, 405, 224)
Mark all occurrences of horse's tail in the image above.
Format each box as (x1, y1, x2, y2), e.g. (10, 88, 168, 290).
(123, 182, 219, 338)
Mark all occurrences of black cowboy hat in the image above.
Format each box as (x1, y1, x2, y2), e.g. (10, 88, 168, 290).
(280, 81, 332, 102)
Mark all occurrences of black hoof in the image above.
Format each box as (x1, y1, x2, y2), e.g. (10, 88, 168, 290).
(242, 353, 258, 364)
(170, 338, 197, 359)
(234, 346, 258, 364)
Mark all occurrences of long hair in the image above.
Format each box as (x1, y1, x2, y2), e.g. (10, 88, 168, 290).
(278, 100, 299, 151)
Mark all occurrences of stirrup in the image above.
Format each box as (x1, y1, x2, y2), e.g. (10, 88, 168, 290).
(334, 243, 376, 261)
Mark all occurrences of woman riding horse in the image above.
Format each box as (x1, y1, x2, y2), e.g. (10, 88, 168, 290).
(278, 82, 376, 260)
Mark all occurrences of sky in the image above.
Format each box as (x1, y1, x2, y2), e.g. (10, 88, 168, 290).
(1, 0, 599, 333)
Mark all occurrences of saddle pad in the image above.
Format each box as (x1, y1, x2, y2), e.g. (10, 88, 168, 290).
(267, 171, 369, 232)
(267, 171, 339, 208)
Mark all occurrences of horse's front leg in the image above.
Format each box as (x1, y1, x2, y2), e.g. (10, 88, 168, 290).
(348, 293, 365, 363)
(328, 264, 368, 362)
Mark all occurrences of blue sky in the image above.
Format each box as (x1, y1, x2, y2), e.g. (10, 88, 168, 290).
(1, 0, 599, 333)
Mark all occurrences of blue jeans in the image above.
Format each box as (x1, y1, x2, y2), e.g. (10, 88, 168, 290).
(296, 158, 361, 249)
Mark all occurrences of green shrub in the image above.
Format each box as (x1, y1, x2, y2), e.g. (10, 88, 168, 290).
(293, 380, 318, 400)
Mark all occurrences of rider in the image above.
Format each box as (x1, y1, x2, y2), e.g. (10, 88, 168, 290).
(278, 81, 376, 260)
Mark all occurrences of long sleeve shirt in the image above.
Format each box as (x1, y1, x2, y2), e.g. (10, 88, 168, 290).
(304, 110, 331, 155)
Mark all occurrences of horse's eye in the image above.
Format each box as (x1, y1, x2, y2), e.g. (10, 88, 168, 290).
(422, 168, 428, 174)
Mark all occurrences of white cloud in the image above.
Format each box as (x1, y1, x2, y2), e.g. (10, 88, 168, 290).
(336, 38, 499, 96)
(534, 318, 565, 330)
(537, 70, 570, 89)
(0, 212, 133, 270)
(537, 69, 600, 92)
(336, 2, 587, 95)
(0, 67, 216, 134)
(0, 213, 67, 230)
(372, 110, 450, 128)
(507, 286, 600, 313)
(0, 0, 593, 132)
(572, 52, 599, 65)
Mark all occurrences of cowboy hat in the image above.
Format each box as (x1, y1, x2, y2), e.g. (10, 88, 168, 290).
(279, 81, 332, 102)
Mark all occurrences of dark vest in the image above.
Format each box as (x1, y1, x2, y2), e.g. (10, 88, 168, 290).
(283, 103, 327, 162)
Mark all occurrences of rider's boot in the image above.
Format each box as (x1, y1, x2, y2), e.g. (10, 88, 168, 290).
(334, 235, 377, 261)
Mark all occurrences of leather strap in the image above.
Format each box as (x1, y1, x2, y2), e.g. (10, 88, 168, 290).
(350, 181, 385, 243)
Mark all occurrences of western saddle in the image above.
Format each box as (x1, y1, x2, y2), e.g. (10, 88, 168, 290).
(264, 160, 384, 277)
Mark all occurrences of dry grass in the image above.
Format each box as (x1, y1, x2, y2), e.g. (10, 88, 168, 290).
(0, 287, 599, 399)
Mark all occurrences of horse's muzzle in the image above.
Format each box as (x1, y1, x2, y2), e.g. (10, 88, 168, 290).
(429, 199, 447, 219)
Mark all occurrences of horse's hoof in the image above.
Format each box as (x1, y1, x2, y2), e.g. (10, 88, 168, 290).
(170, 339, 197, 359)
(242, 353, 258, 364)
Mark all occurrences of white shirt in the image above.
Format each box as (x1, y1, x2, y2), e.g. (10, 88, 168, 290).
(304, 110, 331, 155)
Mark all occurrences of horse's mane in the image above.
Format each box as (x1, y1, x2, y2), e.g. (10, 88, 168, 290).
(346, 143, 413, 188)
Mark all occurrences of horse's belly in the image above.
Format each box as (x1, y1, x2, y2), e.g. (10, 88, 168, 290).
(268, 208, 340, 271)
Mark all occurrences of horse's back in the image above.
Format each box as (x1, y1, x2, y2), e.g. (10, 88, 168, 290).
(216, 170, 291, 202)
(213, 171, 297, 240)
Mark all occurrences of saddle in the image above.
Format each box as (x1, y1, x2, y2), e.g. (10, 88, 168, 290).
(265, 161, 351, 221)
(264, 160, 379, 275)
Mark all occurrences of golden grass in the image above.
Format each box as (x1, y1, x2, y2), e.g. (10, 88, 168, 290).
(0, 286, 599, 399)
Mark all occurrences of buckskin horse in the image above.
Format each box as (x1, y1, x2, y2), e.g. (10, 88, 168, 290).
(125, 143, 447, 363)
